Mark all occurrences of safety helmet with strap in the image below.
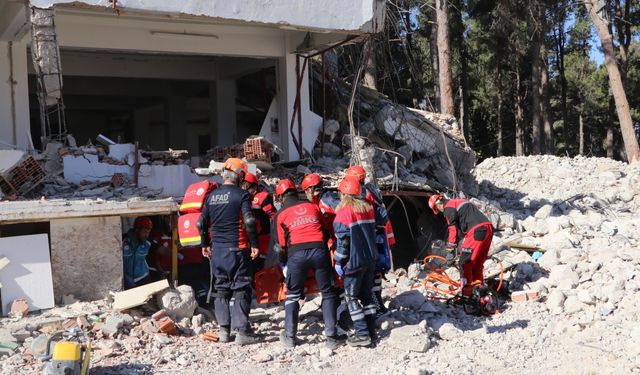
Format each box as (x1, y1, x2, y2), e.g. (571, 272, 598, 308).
(223, 158, 248, 177)
(134, 216, 153, 230)
(338, 176, 362, 196)
(301, 173, 322, 191)
(428, 194, 444, 215)
(244, 172, 259, 185)
(275, 179, 296, 197)
(345, 165, 366, 182)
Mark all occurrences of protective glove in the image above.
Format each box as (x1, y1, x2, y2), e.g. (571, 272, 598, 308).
(334, 264, 345, 277)
(446, 242, 457, 253)
(280, 263, 288, 278)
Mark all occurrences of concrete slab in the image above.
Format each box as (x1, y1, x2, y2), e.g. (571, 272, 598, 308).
(0, 234, 55, 315)
(63, 154, 133, 184)
(138, 164, 201, 198)
(49, 216, 123, 302)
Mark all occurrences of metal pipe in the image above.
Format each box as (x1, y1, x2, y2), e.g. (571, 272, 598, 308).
(8, 42, 17, 146)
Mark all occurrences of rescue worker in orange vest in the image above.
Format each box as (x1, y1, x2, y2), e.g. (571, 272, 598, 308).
(123, 217, 153, 289)
(345, 165, 391, 318)
(333, 177, 386, 347)
(428, 194, 494, 298)
(242, 172, 274, 273)
(273, 179, 343, 349)
(198, 158, 260, 345)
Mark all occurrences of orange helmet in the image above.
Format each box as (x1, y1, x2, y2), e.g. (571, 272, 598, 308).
(275, 179, 296, 197)
(428, 194, 443, 214)
(346, 165, 366, 182)
(338, 176, 362, 196)
(244, 172, 259, 185)
(301, 173, 322, 191)
(223, 158, 248, 176)
(134, 216, 153, 230)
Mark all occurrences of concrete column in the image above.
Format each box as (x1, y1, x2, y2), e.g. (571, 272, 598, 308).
(0, 39, 31, 150)
(280, 35, 312, 161)
(215, 79, 236, 146)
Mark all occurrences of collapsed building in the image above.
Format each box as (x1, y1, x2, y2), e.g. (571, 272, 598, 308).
(0, 0, 475, 312)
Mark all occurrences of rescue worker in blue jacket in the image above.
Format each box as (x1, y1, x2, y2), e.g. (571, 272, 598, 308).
(198, 158, 260, 345)
(333, 176, 385, 347)
(123, 216, 153, 289)
(345, 166, 391, 318)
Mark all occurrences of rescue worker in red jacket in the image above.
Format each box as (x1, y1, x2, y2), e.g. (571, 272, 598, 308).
(300, 173, 341, 236)
(345, 165, 391, 317)
(333, 177, 385, 347)
(429, 194, 494, 297)
(198, 158, 260, 345)
(242, 172, 274, 273)
(273, 178, 343, 349)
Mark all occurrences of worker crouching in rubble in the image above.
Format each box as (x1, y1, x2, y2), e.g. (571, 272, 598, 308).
(333, 176, 385, 347)
(273, 179, 344, 349)
(429, 194, 494, 301)
(242, 172, 275, 274)
(123, 216, 154, 289)
(198, 158, 261, 345)
(345, 165, 391, 318)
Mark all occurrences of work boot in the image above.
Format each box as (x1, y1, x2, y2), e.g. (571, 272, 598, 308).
(235, 331, 260, 346)
(279, 331, 296, 349)
(325, 334, 347, 349)
(218, 326, 231, 343)
(347, 334, 372, 348)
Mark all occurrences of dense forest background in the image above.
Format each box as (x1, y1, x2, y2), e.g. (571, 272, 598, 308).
(335, 0, 639, 162)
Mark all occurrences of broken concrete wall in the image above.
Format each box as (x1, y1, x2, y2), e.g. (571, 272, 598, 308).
(138, 164, 201, 198)
(49, 216, 122, 301)
(63, 154, 133, 184)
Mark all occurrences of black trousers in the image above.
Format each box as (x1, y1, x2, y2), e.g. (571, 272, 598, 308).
(284, 248, 338, 338)
(211, 248, 253, 332)
(343, 261, 377, 338)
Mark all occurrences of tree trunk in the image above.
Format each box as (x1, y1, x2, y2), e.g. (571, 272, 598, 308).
(435, 0, 454, 116)
(429, 13, 440, 111)
(554, 0, 569, 153)
(607, 95, 615, 158)
(455, 0, 471, 144)
(529, 1, 543, 155)
(579, 109, 585, 155)
(614, 0, 630, 84)
(515, 65, 525, 156)
(585, 0, 640, 163)
(541, 38, 554, 154)
(497, 67, 503, 156)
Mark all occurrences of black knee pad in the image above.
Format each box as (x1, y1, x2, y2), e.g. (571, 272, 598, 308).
(459, 248, 473, 268)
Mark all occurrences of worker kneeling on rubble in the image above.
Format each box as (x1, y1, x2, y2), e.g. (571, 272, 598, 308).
(429, 194, 494, 299)
(273, 178, 343, 349)
(333, 177, 385, 347)
(123, 216, 153, 289)
(198, 158, 260, 345)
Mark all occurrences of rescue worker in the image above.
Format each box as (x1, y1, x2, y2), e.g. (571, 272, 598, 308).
(345, 165, 391, 317)
(333, 177, 384, 347)
(123, 217, 153, 289)
(242, 172, 274, 273)
(428, 194, 494, 298)
(273, 178, 343, 349)
(198, 158, 260, 345)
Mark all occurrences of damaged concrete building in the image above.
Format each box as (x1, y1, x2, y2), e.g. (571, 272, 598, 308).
(0, 0, 475, 311)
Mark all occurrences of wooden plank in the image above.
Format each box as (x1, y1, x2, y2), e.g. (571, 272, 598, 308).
(112, 280, 169, 311)
(0, 234, 55, 315)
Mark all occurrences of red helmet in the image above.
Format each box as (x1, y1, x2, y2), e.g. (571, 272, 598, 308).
(223, 158, 248, 176)
(275, 179, 296, 197)
(244, 172, 259, 185)
(428, 194, 443, 215)
(338, 176, 362, 196)
(301, 173, 322, 190)
(346, 165, 366, 182)
(134, 216, 153, 230)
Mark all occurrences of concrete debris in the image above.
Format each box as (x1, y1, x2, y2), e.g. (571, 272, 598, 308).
(155, 285, 198, 320)
(9, 299, 29, 319)
(388, 324, 432, 353)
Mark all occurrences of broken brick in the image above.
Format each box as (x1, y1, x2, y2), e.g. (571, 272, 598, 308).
(157, 317, 177, 335)
(202, 331, 219, 342)
(141, 320, 159, 335)
(77, 316, 91, 330)
(526, 291, 541, 301)
(9, 299, 29, 318)
(152, 309, 168, 321)
(63, 318, 79, 330)
(511, 291, 528, 303)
